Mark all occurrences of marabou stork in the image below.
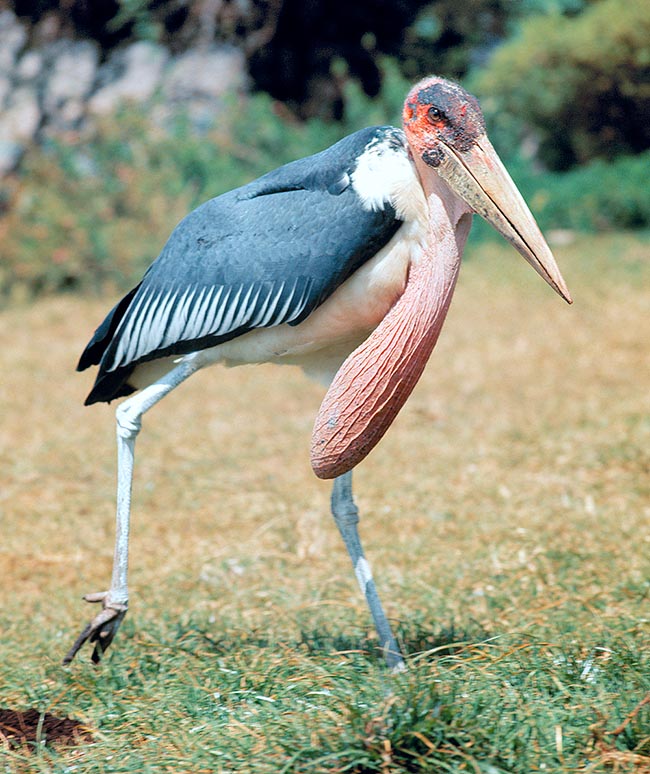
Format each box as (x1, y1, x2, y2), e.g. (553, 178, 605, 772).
(64, 76, 571, 670)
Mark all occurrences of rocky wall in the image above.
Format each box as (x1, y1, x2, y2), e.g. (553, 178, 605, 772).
(0, 8, 248, 176)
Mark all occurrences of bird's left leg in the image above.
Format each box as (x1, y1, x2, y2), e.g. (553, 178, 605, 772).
(63, 359, 199, 664)
(330, 471, 406, 671)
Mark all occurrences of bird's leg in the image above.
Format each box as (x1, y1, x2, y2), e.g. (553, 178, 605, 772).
(330, 471, 406, 672)
(63, 359, 199, 664)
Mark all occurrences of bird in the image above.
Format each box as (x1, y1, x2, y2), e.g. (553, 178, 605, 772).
(63, 76, 571, 670)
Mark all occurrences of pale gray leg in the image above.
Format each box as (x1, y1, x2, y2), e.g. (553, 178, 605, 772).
(63, 359, 199, 664)
(330, 471, 406, 671)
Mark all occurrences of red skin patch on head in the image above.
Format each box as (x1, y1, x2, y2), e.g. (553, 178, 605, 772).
(402, 100, 437, 159)
(402, 76, 485, 158)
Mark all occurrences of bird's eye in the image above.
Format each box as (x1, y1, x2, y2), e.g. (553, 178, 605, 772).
(427, 106, 445, 124)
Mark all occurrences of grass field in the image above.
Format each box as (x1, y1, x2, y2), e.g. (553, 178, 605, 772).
(0, 232, 649, 772)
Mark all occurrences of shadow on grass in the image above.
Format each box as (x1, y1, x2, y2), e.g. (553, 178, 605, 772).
(163, 617, 492, 666)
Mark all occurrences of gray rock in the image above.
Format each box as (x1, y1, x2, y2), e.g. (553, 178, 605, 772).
(0, 10, 27, 74)
(0, 75, 10, 108)
(0, 85, 40, 173)
(42, 40, 99, 121)
(163, 46, 248, 102)
(89, 41, 169, 114)
(15, 50, 43, 82)
(0, 140, 23, 175)
(0, 86, 41, 142)
(56, 98, 86, 127)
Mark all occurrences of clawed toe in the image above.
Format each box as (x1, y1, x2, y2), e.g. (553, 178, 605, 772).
(63, 593, 128, 665)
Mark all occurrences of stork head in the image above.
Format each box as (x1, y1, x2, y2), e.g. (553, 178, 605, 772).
(403, 76, 572, 303)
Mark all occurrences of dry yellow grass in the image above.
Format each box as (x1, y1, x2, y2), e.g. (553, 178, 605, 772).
(0, 231, 648, 665)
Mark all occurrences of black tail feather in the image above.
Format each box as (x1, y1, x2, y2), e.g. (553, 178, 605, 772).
(84, 366, 137, 405)
(77, 284, 141, 372)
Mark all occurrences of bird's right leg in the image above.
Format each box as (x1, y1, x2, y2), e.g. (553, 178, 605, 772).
(63, 359, 198, 664)
(330, 471, 406, 671)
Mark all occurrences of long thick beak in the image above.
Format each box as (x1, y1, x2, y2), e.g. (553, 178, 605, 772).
(436, 135, 572, 304)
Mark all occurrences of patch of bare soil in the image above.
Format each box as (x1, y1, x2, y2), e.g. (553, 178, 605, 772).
(0, 708, 92, 748)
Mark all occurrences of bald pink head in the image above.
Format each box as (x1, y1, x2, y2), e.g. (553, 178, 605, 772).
(402, 77, 486, 166)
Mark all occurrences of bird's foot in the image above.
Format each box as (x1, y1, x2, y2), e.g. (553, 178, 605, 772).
(63, 592, 128, 665)
(390, 659, 408, 674)
(384, 648, 407, 674)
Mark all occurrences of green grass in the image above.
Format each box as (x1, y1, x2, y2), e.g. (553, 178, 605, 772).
(0, 625, 647, 772)
(1, 232, 649, 772)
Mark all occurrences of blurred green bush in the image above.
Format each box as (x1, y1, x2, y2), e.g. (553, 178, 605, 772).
(0, 94, 343, 303)
(472, 0, 650, 170)
(524, 152, 650, 231)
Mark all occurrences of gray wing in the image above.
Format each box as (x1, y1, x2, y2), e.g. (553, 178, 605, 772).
(79, 126, 407, 404)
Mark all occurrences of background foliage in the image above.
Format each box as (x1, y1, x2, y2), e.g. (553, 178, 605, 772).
(473, 0, 650, 170)
(1, 0, 649, 302)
